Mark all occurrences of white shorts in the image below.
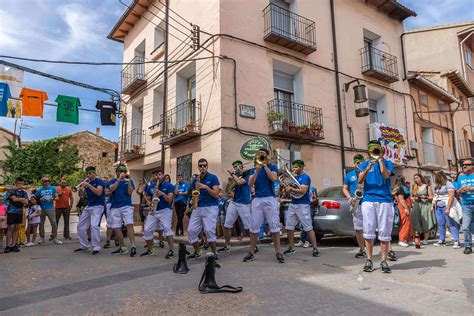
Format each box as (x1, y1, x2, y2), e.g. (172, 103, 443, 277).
(250, 197, 280, 234)
(187, 206, 219, 244)
(285, 203, 313, 232)
(110, 205, 134, 228)
(224, 201, 251, 230)
(106, 203, 113, 228)
(361, 202, 394, 241)
(143, 208, 173, 240)
(353, 204, 363, 231)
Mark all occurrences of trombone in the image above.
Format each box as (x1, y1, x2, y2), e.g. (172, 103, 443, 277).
(71, 178, 90, 192)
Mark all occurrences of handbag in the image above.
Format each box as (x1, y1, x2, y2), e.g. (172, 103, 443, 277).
(448, 199, 463, 225)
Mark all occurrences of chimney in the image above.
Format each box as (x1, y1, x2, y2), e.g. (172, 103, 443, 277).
(96, 128, 100, 136)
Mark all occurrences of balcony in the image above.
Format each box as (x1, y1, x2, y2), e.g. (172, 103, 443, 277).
(267, 99, 324, 142)
(119, 128, 146, 161)
(422, 142, 444, 170)
(161, 100, 201, 145)
(458, 139, 474, 159)
(121, 56, 146, 95)
(263, 3, 316, 55)
(360, 46, 399, 83)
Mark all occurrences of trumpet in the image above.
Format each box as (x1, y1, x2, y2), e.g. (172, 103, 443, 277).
(71, 178, 90, 192)
(254, 151, 269, 166)
(0, 185, 15, 193)
(191, 175, 201, 209)
(368, 143, 385, 160)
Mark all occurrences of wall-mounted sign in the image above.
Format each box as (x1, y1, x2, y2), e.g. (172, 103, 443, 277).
(369, 123, 409, 165)
(239, 104, 256, 119)
(240, 137, 270, 161)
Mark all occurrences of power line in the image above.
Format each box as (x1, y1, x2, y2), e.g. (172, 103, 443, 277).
(7, 97, 113, 114)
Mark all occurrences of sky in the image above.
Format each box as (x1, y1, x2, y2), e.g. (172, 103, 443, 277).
(0, 0, 472, 142)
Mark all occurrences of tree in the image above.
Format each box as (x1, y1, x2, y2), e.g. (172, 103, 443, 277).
(0, 137, 82, 186)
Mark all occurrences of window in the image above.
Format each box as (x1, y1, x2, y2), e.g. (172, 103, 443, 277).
(438, 100, 449, 112)
(466, 48, 472, 68)
(368, 99, 378, 123)
(152, 87, 164, 126)
(419, 90, 428, 107)
(177, 154, 192, 182)
(153, 26, 165, 52)
(102, 152, 108, 158)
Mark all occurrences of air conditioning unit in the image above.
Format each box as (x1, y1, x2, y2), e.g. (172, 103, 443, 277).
(409, 140, 418, 150)
(447, 152, 453, 161)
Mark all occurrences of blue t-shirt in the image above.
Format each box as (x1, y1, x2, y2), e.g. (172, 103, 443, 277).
(156, 181, 175, 211)
(174, 181, 189, 203)
(292, 173, 311, 205)
(250, 164, 279, 198)
(191, 173, 220, 207)
(107, 178, 135, 208)
(6, 189, 28, 214)
(85, 178, 106, 207)
(455, 173, 474, 204)
(359, 159, 395, 203)
(233, 173, 251, 205)
(0, 83, 11, 117)
(218, 198, 227, 215)
(37, 185, 57, 210)
(344, 169, 359, 196)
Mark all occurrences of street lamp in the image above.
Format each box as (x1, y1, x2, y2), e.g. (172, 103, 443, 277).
(344, 79, 369, 117)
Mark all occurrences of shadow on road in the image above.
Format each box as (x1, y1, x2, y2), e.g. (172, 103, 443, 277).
(391, 259, 447, 270)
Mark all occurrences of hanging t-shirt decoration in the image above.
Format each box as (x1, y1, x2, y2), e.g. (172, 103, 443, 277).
(55, 95, 81, 124)
(96, 100, 117, 126)
(0, 83, 12, 117)
(20, 88, 48, 118)
(6, 99, 21, 118)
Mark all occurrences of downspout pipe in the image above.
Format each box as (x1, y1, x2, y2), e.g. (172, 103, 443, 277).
(161, 0, 170, 171)
(401, 32, 407, 80)
(329, 0, 346, 180)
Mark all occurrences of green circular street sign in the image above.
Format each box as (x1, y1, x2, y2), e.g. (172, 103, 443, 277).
(240, 137, 270, 161)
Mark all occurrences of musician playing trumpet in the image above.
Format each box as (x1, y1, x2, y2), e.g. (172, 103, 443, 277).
(218, 160, 251, 253)
(282, 160, 320, 258)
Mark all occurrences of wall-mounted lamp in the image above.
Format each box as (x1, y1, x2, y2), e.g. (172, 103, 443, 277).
(344, 79, 368, 117)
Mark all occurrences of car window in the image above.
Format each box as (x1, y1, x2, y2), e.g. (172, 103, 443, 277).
(318, 187, 344, 198)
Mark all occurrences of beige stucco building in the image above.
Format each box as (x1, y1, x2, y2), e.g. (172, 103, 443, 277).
(108, 0, 419, 192)
(405, 22, 474, 170)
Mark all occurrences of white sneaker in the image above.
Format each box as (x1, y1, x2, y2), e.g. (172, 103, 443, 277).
(408, 242, 416, 246)
(453, 241, 461, 249)
(53, 239, 63, 245)
(294, 240, 304, 247)
(38, 238, 45, 244)
(25, 242, 34, 247)
(398, 242, 409, 247)
(302, 241, 310, 248)
(433, 240, 446, 247)
(421, 240, 429, 245)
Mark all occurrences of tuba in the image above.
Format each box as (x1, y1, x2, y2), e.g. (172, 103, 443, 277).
(191, 175, 200, 209)
(279, 164, 304, 199)
(368, 143, 385, 160)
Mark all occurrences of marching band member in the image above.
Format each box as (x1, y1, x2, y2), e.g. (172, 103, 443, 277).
(102, 176, 115, 249)
(74, 166, 105, 255)
(282, 160, 320, 257)
(187, 158, 220, 259)
(174, 174, 189, 236)
(342, 154, 366, 258)
(140, 169, 175, 258)
(358, 140, 395, 273)
(106, 165, 137, 257)
(218, 160, 251, 253)
(243, 148, 284, 263)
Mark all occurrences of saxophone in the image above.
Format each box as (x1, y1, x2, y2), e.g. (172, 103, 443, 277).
(151, 179, 164, 215)
(191, 175, 200, 209)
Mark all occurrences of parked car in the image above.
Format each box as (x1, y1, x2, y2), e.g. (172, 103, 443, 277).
(313, 186, 399, 241)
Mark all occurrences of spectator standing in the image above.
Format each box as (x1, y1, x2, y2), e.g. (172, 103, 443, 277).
(37, 177, 61, 244)
(411, 174, 435, 245)
(174, 174, 189, 236)
(394, 175, 413, 247)
(5, 177, 29, 253)
(0, 195, 7, 253)
(25, 196, 41, 246)
(55, 179, 74, 240)
(455, 159, 474, 255)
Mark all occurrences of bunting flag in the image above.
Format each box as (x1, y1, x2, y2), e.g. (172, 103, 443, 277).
(0, 82, 11, 117)
(55, 95, 81, 124)
(96, 100, 117, 126)
(20, 87, 48, 118)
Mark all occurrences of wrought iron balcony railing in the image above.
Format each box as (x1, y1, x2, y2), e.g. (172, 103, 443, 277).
(422, 142, 444, 168)
(161, 100, 201, 145)
(267, 99, 324, 141)
(360, 46, 399, 83)
(121, 56, 146, 95)
(119, 128, 146, 160)
(263, 3, 316, 55)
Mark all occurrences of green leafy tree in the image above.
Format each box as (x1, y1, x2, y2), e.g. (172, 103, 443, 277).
(0, 137, 82, 186)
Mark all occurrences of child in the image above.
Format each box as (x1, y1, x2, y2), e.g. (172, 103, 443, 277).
(217, 190, 227, 238)
(5, 177, 29, 253)
(0, 195, 7, 253)
(25, 196, 41, 246)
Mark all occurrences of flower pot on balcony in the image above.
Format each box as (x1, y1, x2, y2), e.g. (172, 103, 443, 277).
(289, 123, 296, 132)
(272, 120, 283, 131)
(186, 123, 195, 132)
(132, 145, 141, 154)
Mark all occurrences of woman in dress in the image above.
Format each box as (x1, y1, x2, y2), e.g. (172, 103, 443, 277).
(411, 174, 435, 245)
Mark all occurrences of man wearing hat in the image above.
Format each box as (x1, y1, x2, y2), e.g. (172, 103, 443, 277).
(342, 154, 366, 259)
(218, 160, 251, 253)
(106, 164, 137, 257)
(74, 166, 106, 255)
(37, 176, 60, 245)
(282, 160, 320, 257)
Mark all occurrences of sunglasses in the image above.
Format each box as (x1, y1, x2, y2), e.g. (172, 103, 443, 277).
(198, 164, 208, 168)
(42, 180, 50, 183)
(462, 164, 472, 167)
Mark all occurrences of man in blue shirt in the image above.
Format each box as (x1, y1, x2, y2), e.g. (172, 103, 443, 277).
(244, 148, 284, 263)
(106, 165, 137, 257)
(455, 159, 474, 255)
(342, 154, 366, 259)
(187, 158, 220, 259)
(283, 160, 320, 258)
(358, 140, 395, 273)
(174, 174, 189, 236)
(74, 166, 105, 255)
(5, 177, 28, 253)
(140, 168, 175, 258)
(37, 177, 60, 245)
(218, 160, 252, 253)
